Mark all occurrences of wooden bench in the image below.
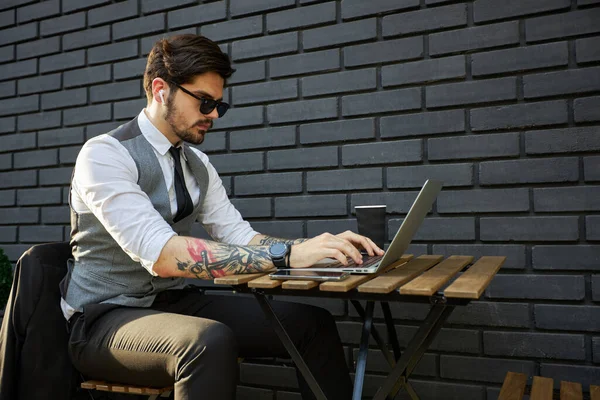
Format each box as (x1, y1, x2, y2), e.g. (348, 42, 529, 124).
(499, 371, 600, 400)
(81, 380, 172, 399)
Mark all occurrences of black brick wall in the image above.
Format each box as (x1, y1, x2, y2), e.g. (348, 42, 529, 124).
(0, 0, 598, 399)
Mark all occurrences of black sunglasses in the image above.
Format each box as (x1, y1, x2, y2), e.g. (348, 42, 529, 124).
(172, 83, 230, 118)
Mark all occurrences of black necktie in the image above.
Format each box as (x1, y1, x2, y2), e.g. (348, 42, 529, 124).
(168, 146, 194, 223)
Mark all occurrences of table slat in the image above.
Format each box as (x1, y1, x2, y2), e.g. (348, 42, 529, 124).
(81, 381, 104, 390)
(399, 255, 473, 296)
(530, 376, 553, 400)
(498, 371, 527, 400)
(560, 381, 583, 400)
(282, 280, 320, 290)
(357, 255, 443, 294)
(319, 255, 413, 293)
(443, 256, 506, 299)
(214, 271, 272, 285)
(247, 273, 283, 289)
(590, 385, 600, 400)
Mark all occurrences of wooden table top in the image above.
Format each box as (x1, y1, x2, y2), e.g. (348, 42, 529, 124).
(213, 254, 506, 300)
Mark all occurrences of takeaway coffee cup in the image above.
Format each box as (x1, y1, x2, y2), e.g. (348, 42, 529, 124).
(355, 205, 386, 250)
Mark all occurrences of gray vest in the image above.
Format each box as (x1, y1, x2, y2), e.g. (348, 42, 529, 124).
(62, 117, 209, 312)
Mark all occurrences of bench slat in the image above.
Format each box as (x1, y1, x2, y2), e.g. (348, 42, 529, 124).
(444, 256, 506, 299)
(214, 271, 271, 285)
(357, 255, 443, 294)
(498, 371, 527, 400)
(591, 385, 600, 400)
(96, 382, 112, 391)
(319, 255, 413, 293)
(399, 255, 473, 296)
(247, 273, 282, 289)
(560, 381, 583, 400)
(81, 380, 104, 390)
(530, 376, 554, 400)
(282, 280, 320, 290)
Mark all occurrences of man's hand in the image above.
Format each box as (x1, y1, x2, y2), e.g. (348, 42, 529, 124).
(288, 231, 384, 269)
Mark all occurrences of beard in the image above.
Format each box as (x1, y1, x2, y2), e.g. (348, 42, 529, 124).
(164, 95, 213, 145)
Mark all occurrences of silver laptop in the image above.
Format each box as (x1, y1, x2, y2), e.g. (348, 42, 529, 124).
(305, 179, 443, 274)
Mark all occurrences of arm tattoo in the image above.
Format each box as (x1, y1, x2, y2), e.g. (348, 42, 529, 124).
(175, 238, 273, 280)
(257, 235, 308, 247)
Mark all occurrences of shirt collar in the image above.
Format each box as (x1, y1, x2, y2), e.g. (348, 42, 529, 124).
(137, 109, 188, 160)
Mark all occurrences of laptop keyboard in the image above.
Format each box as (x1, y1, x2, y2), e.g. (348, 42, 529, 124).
(324, 255, 382, 269)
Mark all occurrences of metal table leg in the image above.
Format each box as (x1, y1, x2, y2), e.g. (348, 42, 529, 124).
(351, 300, 396, 368)
(353, 301, 375, 400)
(381, 302, 401, 361)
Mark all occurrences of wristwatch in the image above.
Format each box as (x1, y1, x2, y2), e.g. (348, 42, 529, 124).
(268, 243, 290, 269)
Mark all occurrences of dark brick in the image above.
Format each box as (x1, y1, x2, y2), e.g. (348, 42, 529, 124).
(0, 81, 15, 99)
(350, 349, 435, 376)
(40, 50, 85, 73)
(141, 0, 196, 13)
(193, 131, 226, 153)
(540, 364, 600, 393)
(113, 98, 146, 120)
(341, 0, 419, 19)
(342, 88, 420, 117)
(229, 197, 271, 218)
(18, 73, 61, 95)
(307, 168, 382, 192)
(472, 42, 568, 77)
(232, 32, 297, 61)
(226, 61, 264, 86)
(202, 16, 262, 43)
(526, 8, 600, 42)
(576, 37, 600, 64)
(0, 226, 16, 242)
(303, 18, 376, 50)
(0, 154, 10, 171)
(267, 2, 335, 33)
(212, 106, 264, 130)
(527, 127, 600, 155)
(230, 0, 295, 17)
(64, 104, 111, 126)
(302, 69, 376, 98)
(345, 36, 423, 67)
(575, 95, 600, 122)
(475, 0, 570, 23)
(486, 274, 584, 300)
(307, 219, 357, 237)
(440, 355, 534, 383)
(300, 118, 374, 144)
(232, 79, 297, 106)
(533, 245, 600, 271)
(434, 244, 526, 270)
(351, 191, 429, 214)
(17, 111, 61, 132)
(168, 2, 226, 29)
(343, 140, 422, 166)
(38, 127, 85, 148)
(0, 189, 15, 206)
(525, 66, 600, 99)
(85, 121, 121, 139)
(585, 156, 600, 182)
(17, 187, 61, 206)
(430, 21, 519, 56)
(535, 305, 600, 332)
(64, 65, 111, 88)
(230, 126, 295, 151)
(0, 45, 14, 63)
(0, 133, 36, 153)
(389, 217, 475, 241)
(236, 386, 273, 400)
(429, 133, 519, 160)
(481, 216, 579, 242)
(141, 29, 196, 56)
(594, 275, 600, 301)
(39, 167, 74, 186)
(234, 172, 302, 196)
(267, 98, 337, 124)
(14, 149, 57, 169)
(275, 194, 346, 217)
(41, 88, 87, 110)
(471, 100, 568, 131)
(587, 216, 600, 240)
(89, 40, 138, 65)
(59, 146, 81, 164)
(62, 26, 110, 51)
(384, 4, 467, 37)
(0, 207, 38, 224)
(0, 23, 37, 46)
(427, 77, 516, 108)
(268, 147, 338, 170)
(484, 332, 584, 361)
(381, 109, 464, 138)
(90, 80, 141, 103)
(41, 206, 69, 224)
(89, 0, 138, 26)
(439, 186, 525, 213)
(19, 225, 63, 243)
(0, 117, 15, 134)
(0, 10, 14, 28)
(448, 301, 529, 326)
(40, 13, 85, 36)
(17, 36, 60, 60)
(113, 59, 146, 81)
(250, 220, 303, 238)
(594, 337, 600, 363)
(0, 59, 37, 80)
(62, 0, 111, 13)
(3, 244, 32, 262)
(388, 163, 472, 188)
(480, 157, 579, 185)
(209, 152, 264, 174)
(0, 95, 38, 117)
(17, 0, 60, 23)
(270, 49, 339, 78)
(240, 363, 298, 389)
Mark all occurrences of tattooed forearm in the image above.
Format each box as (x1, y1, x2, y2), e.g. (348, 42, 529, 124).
(257, 235, 308, 247)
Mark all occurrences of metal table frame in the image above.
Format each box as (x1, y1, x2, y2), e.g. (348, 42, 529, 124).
(233, 285, 471, 400)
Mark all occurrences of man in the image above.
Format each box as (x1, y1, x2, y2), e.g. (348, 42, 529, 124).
(61, 34, 383, 400)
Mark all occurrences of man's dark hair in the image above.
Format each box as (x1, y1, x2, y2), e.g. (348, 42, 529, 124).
(143, 34, 234, 102)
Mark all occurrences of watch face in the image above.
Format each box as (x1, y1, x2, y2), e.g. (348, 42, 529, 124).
(269, 243, 287, 258)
